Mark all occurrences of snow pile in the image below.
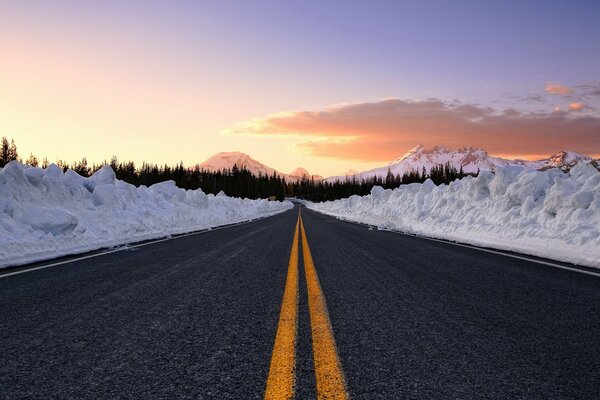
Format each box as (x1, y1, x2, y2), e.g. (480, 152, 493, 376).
(308, 163, 600, 268)
(0, 162, 292, 268)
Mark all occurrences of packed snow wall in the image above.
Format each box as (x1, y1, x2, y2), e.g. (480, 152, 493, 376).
(307, 163, 600, 268)
(0, 162, 293, 268)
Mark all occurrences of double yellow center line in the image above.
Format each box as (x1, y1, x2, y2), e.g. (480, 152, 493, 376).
(265, 209, 348, 400)
(264, 216, 300, 398)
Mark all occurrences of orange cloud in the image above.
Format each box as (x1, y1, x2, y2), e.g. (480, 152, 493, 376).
(569, 102, 585, 111)
(227, 99, 600, 162)
(545, 83, 574, 95)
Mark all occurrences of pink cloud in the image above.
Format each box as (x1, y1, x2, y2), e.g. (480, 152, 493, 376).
(227, 99, 600, 162)
(569, 102, 585, 112)
(545, 83, 574, 95)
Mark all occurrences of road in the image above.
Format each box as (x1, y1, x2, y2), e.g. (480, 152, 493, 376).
(1, 205, 600, 399)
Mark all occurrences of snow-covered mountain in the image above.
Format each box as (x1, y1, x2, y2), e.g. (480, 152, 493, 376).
(199, 152, 279, 176)
(198, 148, 593, 184)
(198, 152, 319, 181)
(289, 167, 323, 181)
(289, 167, 310, 178)
(325, 145, 592, 182)
(534, 151, 593, 171)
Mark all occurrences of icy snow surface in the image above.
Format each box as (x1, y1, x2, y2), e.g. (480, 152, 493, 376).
(308, 164, 600, 268)
(0, 162, 292, 268)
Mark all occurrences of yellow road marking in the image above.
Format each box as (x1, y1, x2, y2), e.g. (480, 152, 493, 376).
(264, 215, 300, 400)
(300, 215, 349, 400)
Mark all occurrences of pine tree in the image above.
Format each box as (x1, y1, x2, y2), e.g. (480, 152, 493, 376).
(0, 137, 10, 167)
(57, 159, 69, 172)
(0, 137, 20, 166)
(8, 139, 18, 162)
(110, 155, 119, 171)
(385, 167, 394, 188)
(73, 157, 90, 176)
(26, 153, 39, 167)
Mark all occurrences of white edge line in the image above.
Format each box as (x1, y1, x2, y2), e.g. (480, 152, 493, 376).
(405, 233, 600, 278)
(306, 208, 600, 279)
(0, 209, 293, 279)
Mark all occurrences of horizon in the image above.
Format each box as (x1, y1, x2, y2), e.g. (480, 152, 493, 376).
(199, 146, 596, 177)
(2, 1, 600, 176)
(4, 137, 595, 180)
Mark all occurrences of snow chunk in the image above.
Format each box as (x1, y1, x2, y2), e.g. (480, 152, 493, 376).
(84, 165, 116, 192)
(19, 206, 79, 235)
(92, 184, 119, 207)
(370, 186, 385, 199)
(24, 167, 45, 186)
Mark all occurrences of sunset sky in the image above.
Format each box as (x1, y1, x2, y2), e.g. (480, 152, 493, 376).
(1, 1, 600, 177)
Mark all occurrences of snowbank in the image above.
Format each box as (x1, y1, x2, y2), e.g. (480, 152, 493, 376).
(0, 162, 292, 268)
(307, 164, 600, 268)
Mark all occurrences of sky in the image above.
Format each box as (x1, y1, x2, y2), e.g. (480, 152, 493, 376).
(1, 0, 599, 177)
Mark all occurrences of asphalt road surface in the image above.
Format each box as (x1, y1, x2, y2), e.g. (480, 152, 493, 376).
(1, 205, 599, 399)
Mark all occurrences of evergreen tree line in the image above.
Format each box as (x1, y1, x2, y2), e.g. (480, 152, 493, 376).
(288, 163, 470, 202)
(1, 136, 474, 202)
(1, 137, 287, 200)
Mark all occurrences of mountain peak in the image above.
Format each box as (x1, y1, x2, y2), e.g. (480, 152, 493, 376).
(199, 151, 258, 172)
(430, 145, 450, 153)
(388, 144, 425, 165)
(211, 151, 248, 157)
(289, 167, 310, 178)
(198, 152, 314, 181)
(407, 144, 425, 155)
(289, 167, 323, 181)
(325, 145, 593, 182)
(542, 150, 590, 169)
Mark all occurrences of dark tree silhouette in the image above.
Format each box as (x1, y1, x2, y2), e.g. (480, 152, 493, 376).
(1, 137, 474, 201)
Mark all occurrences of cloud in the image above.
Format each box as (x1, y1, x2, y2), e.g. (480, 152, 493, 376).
(569, 102, 586, 112)
(545, 83, 574, 95)
(575, 81, 600, 98)
(506, 92, 546, 104)
(523, 93, 545, 102)
(226, 98, 600, 161)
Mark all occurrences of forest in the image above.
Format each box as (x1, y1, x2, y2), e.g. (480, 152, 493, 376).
(1, 136, 471, 202)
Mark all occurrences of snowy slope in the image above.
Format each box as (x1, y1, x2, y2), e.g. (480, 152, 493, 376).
(289, 167, 311, 178)
(289, 167, 323, 181)
(537, 151, 593, 171)
(325, 146, 592, 182)
(308, 163, 600, 268)
(199, 151, 281, 176)
(0, 162, 292, 268)
(199, 151, 311, 182)
(199, 152, 323, 182)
